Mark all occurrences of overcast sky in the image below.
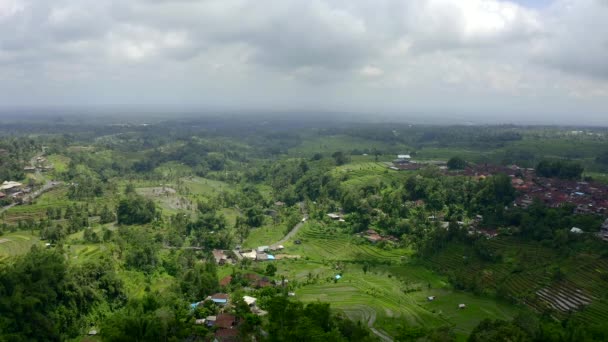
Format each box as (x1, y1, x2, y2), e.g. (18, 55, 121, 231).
(0, 0, 607, 124)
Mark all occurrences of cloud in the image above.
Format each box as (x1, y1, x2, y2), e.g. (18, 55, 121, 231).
(0, 0, 606, 122)
(531, 0, 608, 79)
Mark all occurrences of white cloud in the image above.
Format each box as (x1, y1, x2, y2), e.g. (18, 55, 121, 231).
(360, 65, 384, 77)
(0, 0, 607, 123)
(0, 0, 24, 20)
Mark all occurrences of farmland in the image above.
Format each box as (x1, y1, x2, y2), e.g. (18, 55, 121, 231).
(0, 231, 42, 262)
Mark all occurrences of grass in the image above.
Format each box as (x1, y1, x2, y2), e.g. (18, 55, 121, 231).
(66, 244, 105, 264)
(242, 223, 289, 249)
(180, 176, 232, 195)
(295, 265, 522, 339)
(136, 186, 195, 215)
(47, 154, 70, 174)
(119, 270, 176, 299)
(0, 231, 41, 262)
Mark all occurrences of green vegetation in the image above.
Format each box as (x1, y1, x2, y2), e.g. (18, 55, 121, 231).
(2, 118, 608, 341)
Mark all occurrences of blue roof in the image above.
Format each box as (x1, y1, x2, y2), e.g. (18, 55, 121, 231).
(267, 254, 275, 260)
(212, 299, 228, 304)
(335, 275, 342, 280)
(190, 302, 199, 309)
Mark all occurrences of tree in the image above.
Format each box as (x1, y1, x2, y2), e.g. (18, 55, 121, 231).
(447, 156, 467, 170)
(245, 206, 264, 228)
(99, 204, 116, 224)
(332, 151, 349, 166)
(265, 263, 277, 276)
(468, 319, 529, 342)
(117, 195, 157, 225)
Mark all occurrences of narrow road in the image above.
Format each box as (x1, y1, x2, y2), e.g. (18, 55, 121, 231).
(270, 202, 307, 248)
(0, 181, 60, 215)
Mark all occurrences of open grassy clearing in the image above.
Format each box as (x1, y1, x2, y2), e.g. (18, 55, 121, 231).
(119, 270, 175, 299)
(242, 223, 290, 249)
(180, 176, 232, 195)
(136, 186, 195, 214)
(47, 154, 70, 174)
(0, 231, 41, 262)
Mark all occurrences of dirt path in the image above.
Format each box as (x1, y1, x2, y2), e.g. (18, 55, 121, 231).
(367, 310, 393, 342)
(270, 202, 307, 248)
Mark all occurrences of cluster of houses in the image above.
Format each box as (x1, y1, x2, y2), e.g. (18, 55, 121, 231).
(23, 156, 53, 173)
(190, 292, 269, 341)
(357, 229, 399, 243)
(0, 181, 29, 202)
(452, 163, 608, 216)
(390, 154, 423, 171)
(212, 246, 284, 265)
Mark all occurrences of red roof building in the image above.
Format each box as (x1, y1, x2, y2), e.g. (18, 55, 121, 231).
(215, 313, 237, 329)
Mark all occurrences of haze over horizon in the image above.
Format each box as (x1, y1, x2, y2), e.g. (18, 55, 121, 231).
(1, 0, 607, 125)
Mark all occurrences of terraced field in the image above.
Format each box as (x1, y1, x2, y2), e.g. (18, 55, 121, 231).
(67, 244, 106, 264)
(284, 223, 411, 262)
(423, 236, 608, 325)
(296, 267, 522, 339)
(0, 231, 41, 262)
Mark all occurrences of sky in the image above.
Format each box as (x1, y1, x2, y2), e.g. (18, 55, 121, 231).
(0, 0, 607, 124)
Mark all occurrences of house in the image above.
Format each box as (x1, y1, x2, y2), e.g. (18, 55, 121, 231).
(270, 245, 284, 251)
(274, 201, 285, 207)
(0, 181, 22, 193)
(206, 316, 217, 327)
(257, 246, 269, 253)
(0, 192, 5, 199)
(212, 249, 228, 265)
(459, 304, 466, 309)
(288, 292, 296, 297)
(243, 296, 257, 306)
(210, 293, 229, 305)
(327, 213, 341, 220)
(88, 329, 98, 336)
(427, 296, 435, 301)
(335, 274, 342, 280)
(570, 227, 584, 234)
(214, 328, 239, 342)
(241, 250, 257, 260)
(215, 313, 237, 329)
(394, 154, 412, 165)
(23, 166, 36, 172)
(195, 318, 206, 325)
(256, 253, 269, 261)
(244, 273, 273, 288)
